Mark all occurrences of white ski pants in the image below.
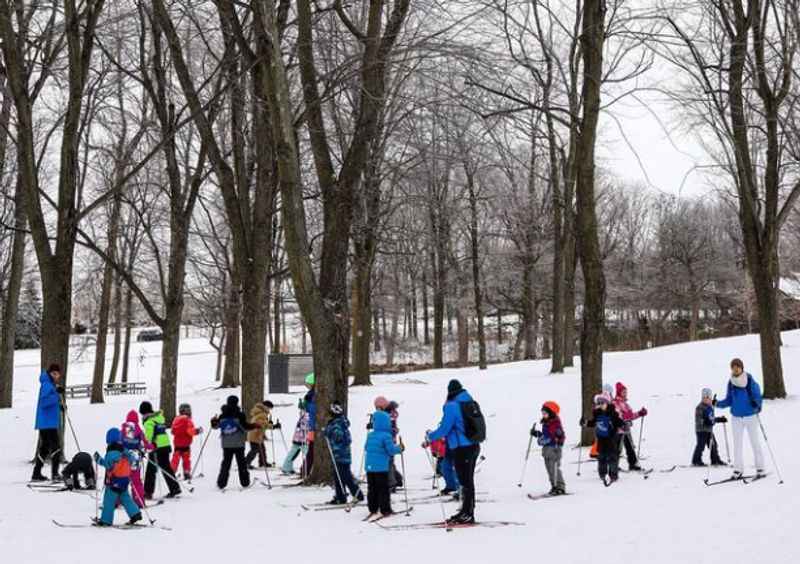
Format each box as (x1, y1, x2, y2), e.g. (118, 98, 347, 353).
(731, 415, 764, 473)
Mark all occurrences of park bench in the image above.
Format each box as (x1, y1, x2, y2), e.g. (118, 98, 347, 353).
(104, 382, 147, 396)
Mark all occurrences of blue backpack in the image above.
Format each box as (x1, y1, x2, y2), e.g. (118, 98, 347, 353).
(218, 417, 242, 436)
(595, 414, 613, 438)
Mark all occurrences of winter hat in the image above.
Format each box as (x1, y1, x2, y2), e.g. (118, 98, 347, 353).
(602, 383, 614, 397)
(305, 373, 316, 386)
(125, 410, 140, 424)
(330, 402, 344, 416)
(262, 400, 274, 409)
(106, 427, 122, 445)
(47, 363, 62, 374)
(542, 401, 560, 417)
(374, 396, 390, 410)
(387, 400, 399, 412)
(447, 379, 463, 395)
(615, 382, 627, 397)
(139, 401, 154, 415)
(701, 388, 713, 400)
(226, 395, 240, 408)
(593, 393, 609, 406)
(178, 403, 191, 416)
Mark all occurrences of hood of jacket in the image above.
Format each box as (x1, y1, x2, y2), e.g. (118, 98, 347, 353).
(371, 410, 392, 433)
(39, 371, 53, 385)
(126, 410, 140, 424)
(250, 403, 268, 418)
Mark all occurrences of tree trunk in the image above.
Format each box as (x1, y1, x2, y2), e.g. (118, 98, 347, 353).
(0, 185, 26, 409)
(372, 307, 381, 352)
(422, 270, 430, 345)
(240, 268, 270, 411)
(222, 282, 241, 389)
(91, 179, 124, 403)
(456, 305, 469, 366)
(108, 270, 125, 384)
(121, 285, 133, 384)
(160, 314, 181, 423)
(467, 173, 487, 370)
(272, 279, 281, 354)
(576, 0, 607, 445)
(351, 264, 373, 385)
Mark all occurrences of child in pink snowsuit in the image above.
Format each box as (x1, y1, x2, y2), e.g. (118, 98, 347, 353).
(121, 410, 152, 507)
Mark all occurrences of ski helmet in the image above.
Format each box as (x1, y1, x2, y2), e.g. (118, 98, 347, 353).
(542, 401, 560, 416)
(178, 403, 191, 416)
(305, 373, 316, 387)
(106, 427, 122, 445)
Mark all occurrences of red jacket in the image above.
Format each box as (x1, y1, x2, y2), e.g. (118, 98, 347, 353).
(171, 415, 199, 449)
(430, 438, 447, 458)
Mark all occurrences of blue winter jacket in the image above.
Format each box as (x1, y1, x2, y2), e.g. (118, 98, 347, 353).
(716, 374, 763, 417)
(35, 371, 61, 430)
(95, 447, 132, 491)
(324, 415, 352, 465)
(427, 390, 475, 450)
(364, 411, 401, 472)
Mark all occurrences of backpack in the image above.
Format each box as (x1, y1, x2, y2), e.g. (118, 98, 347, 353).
(594, 414, 612, 438)
(218, 416, 242, 436)
(106, 455, 132, 491)
(120, 422, 140, 450)
(459, 400, 486, 443)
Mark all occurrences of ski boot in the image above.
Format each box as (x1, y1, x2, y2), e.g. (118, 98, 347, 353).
(127, 513, 143, 526)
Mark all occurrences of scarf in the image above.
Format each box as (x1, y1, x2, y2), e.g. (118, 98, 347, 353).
(731, 373, 748, 388)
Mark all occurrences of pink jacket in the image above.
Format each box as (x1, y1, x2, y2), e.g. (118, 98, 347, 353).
(613, 398, 640, 432)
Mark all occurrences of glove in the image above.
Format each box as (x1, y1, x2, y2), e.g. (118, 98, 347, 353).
(712, 394, 717, 407)
(93, 452, 101, 464)
(579, 417, 586, 427)
(530, 426, 541, 438)
(56, 386, 65, 395)
(638, 407, 648, 417)
(714, 416, 728, 424)
(298, 399, 306, 410)
(196, 426, 204, 435)
(750, 400, 759, 410)
(421, 440, 430, 449)
(273, 421, 282, 430)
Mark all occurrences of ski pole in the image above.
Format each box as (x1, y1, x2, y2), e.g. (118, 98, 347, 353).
(576, 422, 585, 477)
(94, 458, 100, 522)
(756, 414, 784, 484)
(324, 433, 346, 501)
(705, 434, 717, 484)
(269, 428, 277, 467)
(423, 446, 437, 490)
(191, 427, 214, 478)
(276, 424, 288, 453)
(518, 434, 534, 487)
(422, 442, 449, 527)
(398, 436, 411, 516)
(63, 406, 82, 453)
(259, 443, 272, 489)
(636, 415, 645, 460)
(722, 421, 731, 464)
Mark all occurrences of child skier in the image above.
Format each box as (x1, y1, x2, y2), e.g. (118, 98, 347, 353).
(585, 393, 625, 485)
(613, 382, 647, 471)
(140, 401, 181, 499)
(530, 401, 566, 495)
(323, 402, 364, 505)
(245, 400, 274, 469)
(171, 403, 204, 480)
(281, 411, 310, 475)
(93, 428, 142, 527)
(692, 388, 726, 466)
(364, 410, 404, 518)
(590, 383, 615, 459)
(61, 452, 96, 490)
(430, 438, 460, 496)
(121, 410, 151, 507)
(211, 395, 257, 489)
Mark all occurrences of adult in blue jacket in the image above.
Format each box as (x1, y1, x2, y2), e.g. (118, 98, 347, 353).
(715, 358, 765, 479)
(32, 364, 64, 481)
(426, 379, 480, 524)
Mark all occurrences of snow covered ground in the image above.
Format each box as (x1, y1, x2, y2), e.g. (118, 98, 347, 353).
(2, 331, 798, 563)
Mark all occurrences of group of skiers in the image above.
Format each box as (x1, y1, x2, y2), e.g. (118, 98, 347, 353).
(31, 357, 768, 527)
